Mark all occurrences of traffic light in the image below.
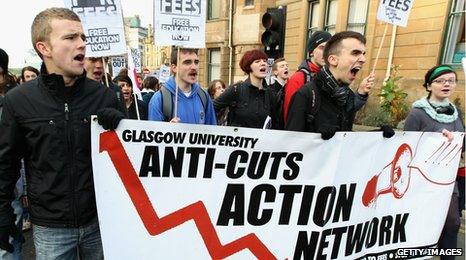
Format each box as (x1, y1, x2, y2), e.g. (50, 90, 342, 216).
(261, 6, 286, 59)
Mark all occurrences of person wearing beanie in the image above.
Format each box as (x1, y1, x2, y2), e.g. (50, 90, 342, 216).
(282, 30, 376, 126)
(404, 65, 464, 259)
(282, 31, 331, 124)
(0, 8, 125, 259)
(213, 49, 277, 129)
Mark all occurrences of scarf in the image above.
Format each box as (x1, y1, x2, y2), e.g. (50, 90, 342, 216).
(412, 97, 458, 123)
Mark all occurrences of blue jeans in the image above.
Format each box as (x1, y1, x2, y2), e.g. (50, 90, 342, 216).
(33, 218, 103, 260)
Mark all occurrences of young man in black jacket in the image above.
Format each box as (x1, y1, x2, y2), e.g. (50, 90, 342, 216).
(0, 7, 124, 259)
(286, 31, 393, 139)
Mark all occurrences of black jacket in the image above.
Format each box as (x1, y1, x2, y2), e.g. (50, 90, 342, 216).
(286, 69, 367, 133)
(127, 99, 148, 120)
(0, 66, 119, 228)
(213, 78, 277, 129)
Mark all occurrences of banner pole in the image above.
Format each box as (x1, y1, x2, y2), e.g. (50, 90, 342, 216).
(174, 46, 180, 120)
(371, 23, 388, 75)
(103, 57, 110, 87)
(133, 93, 141, 120)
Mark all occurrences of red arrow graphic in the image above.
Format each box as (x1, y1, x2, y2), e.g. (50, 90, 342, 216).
(99, 131, 277, 259)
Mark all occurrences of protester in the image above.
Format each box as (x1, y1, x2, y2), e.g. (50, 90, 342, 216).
(0, 8, 124, 259)
(404, 65, 464, 259)
(282, 31, 376, 126)
(84, 56, 125, 111)
(214, 49, 277, 129)
(282, 31, 331, 124)
(0, 49, 17, 94)
(269, 57, 289, 95)
(114, 75, 147, 120)
(20, 66, 39, 83)
(208, 79, 226, 100)
(141, 76, 159, 106)
(286, 31, 393, 139)
(0, 48, 24, 260)
(148, 48, 216, 125)
(19, 66, 40, 233)
(208, 79, 228, 125)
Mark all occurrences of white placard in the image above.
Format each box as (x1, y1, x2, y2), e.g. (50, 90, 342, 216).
(110, 56, 126, 77)
(131, 48, 142, 73)
(64, 0, 127, 57)
(92, 120, 464, 259)
(376, 0, 415, 27)
(153, 0, 206, 48)
(159, 65, 171, 83)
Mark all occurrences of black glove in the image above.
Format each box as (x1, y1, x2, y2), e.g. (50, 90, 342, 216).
(97, 108, 125, 130)
(380, 125, 395, 138)
(320, 129, 337, 140)
(0, 222, 25, 253)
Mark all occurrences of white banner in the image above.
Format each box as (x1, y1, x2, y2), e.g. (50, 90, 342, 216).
(91, 120, 464, 259)
(110, 56, 126, 77)
(65, 0, 127, 57)
(153, 0, 206, 48)
(376, 0, 415, 27)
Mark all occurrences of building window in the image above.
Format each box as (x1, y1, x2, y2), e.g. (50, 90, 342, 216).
(324, 0, 338, 34)
(208, 0, 220, 20)
(208, 49, 221, 83)
(347, 0, 369, 34)
(442, 0, 465, 64)
(245, 0, 254, 7)
(307, 1, 321, 39)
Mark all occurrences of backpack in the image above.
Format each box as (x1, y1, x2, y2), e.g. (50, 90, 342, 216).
(227, 81, 274, 128)
(276, 67, 316, 129)
(302, 81, 321, 131)
(160, 86, 208, 121)
(226, 81, 247, 126)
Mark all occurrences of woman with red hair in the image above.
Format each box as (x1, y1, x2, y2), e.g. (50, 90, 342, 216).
(213, 49, 277, 128)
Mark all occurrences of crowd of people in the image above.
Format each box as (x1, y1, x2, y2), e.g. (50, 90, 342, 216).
(0, 6, 463, 260)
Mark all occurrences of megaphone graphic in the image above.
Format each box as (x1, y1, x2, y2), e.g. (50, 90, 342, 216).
(362, 143, 413, 207)
(362, 136, 461, 207)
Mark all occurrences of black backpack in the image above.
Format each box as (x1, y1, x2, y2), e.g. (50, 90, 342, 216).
(276, 67, 318, 129)
(160, 86, 208, 121)
(227, 81, 275, 128)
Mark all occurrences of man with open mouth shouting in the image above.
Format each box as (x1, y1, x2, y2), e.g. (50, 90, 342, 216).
(148, 47, 217, 125)
(0, 7, 123, 260)
(286, 31, 393, 140)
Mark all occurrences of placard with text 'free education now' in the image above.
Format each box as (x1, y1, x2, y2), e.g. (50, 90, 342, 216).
(91, 119, 463, 259)
(64, 0, 127, 57)
(153, 0, 206, 48)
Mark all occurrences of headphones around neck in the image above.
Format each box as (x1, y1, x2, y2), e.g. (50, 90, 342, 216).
(427, 99, 455, 115)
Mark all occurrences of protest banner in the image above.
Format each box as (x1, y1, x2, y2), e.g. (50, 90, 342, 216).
(376, 0, 415, 27)
(91, 120, 463, 259)
(153, 0, 206, 48)
(64, 0, 126, 57)
(131, 48, 142, 73)
(110, 56, 126, 77)
(372, 1, 415, 75)
(127, 47, 142, 99)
